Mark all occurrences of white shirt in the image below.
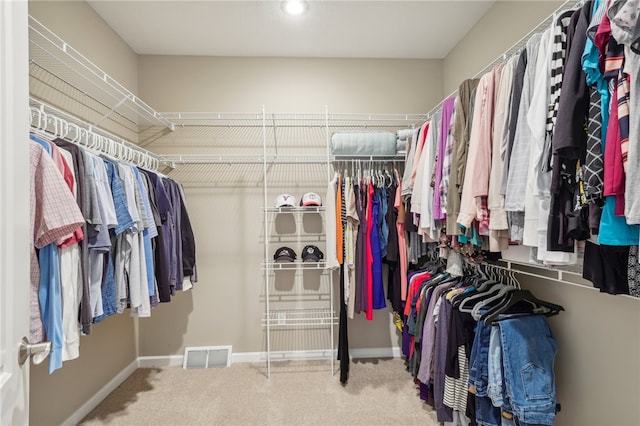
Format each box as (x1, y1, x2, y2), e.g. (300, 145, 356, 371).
(325, 174, 339, 270)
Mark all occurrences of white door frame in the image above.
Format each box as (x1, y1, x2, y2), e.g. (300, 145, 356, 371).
(0, 0, 32, 424)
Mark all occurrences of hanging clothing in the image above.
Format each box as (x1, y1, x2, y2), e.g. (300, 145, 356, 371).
(29, 141, 85, 373)
(53, 140, 93, 335)
(548, 3, 591, 253)
(488, 54, 518, 252)
(371, 188, 386, 310)
(365, 179, 375, 320)
(326, 175, 339, 270)
(609, 0, 640, 224)
(345, 177, 359, 319)
(458, 68, 498, 230)
(434, 98, 456, 221)
(418, 114, 439, 241)
(354, 181, 366, 314)
(447, 79, 480, 236)
(395, 170, 409, 302)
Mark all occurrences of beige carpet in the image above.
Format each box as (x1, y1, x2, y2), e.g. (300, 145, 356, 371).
(79, 358, 440, 426)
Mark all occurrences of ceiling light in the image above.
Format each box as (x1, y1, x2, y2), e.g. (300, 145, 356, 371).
(282, 0, 307, 16)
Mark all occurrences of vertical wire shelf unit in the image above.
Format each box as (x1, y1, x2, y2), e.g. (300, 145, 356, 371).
(260, 108, 335, 378)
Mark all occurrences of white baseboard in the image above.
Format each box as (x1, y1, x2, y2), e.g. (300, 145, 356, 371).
(231, 351, 263, 363)
(350, 346, 402, 359)
(61, 359, 138, 426)
(137, 355, 183, 368)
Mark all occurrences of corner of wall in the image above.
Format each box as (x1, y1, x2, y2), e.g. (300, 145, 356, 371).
(441, 0, 563, 94)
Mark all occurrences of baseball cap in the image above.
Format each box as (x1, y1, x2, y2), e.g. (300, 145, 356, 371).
(274, 246, 297, 262)
(274, 194, 297, 208)
(300, 192, 322, 207)
(301, 245, 324, 262)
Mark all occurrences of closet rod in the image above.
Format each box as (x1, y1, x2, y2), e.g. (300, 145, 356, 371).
(483, 259, 639, 300)
(332, 154, 405, 162)
(424, 0, 581, 119)
(163, 153, 407, 165)
(29, 97, 175, 171)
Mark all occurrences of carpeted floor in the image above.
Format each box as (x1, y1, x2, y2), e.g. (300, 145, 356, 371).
(79, 358, 440, 426)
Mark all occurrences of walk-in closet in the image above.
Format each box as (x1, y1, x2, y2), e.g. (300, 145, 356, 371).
(2, 1, 639, 425)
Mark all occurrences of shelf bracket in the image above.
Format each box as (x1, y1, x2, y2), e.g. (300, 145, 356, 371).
(93, 93, 133, 127)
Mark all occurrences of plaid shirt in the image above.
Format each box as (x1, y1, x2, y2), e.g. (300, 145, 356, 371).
(30, 141, 85, 343)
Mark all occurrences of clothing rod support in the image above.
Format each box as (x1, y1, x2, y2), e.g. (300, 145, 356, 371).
(29, 97, 173, 170)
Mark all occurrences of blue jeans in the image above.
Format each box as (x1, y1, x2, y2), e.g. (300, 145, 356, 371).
(487, 326, 506, 408)
(475, 395, 501, 426)
(497, 316, 558, 426)
(469, 319, 491, 396)
(470, 319, 502, 426)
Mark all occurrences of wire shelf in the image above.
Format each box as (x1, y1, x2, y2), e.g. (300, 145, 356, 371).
(159, 111, 426, 128)
(263, 206, 325, 213)
(262, 261, 327, 270)
(28, 16, 174, 132)
(262, 308, 337, 328)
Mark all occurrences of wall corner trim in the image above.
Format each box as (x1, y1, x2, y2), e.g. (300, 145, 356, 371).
(61, 359, 138, 426)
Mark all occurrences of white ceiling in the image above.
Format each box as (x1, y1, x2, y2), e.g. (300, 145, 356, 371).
(88, 0, 495, 59)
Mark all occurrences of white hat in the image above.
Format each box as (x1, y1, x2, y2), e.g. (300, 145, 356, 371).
(300, 192, 322, 207)
(274, 194, 297, 208)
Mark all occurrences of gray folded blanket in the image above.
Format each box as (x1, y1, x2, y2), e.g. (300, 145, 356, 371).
(331, 131, 397, 156)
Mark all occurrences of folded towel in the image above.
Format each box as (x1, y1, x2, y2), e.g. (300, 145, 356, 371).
(397, 128, 414, 140)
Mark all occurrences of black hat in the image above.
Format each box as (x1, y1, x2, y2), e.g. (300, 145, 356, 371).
(301, 245, 324, 262)
(274, 247, 297, 262)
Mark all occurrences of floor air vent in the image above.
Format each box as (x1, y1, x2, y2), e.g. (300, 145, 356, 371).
(183, 345, 232, 369)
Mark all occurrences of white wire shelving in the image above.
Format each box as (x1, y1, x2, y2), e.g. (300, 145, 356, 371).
(263, 206, 326, 214)
(261, 261, 328, 271)
(160, 111, 427, 129)
(28, 15, 175, 133)
(262, 308, 338, 329)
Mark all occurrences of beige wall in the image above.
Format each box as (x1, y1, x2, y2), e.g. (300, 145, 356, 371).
(442, 0, 563, 95)
(29, 315, 137, 426)
(137, 55, 443, 356)
(29, 0, 140, 141)
(29, 1, 138, 90)
(521, 276, 640, 426)
(28, 1, 139, 424)
(139, 55, 442, 113)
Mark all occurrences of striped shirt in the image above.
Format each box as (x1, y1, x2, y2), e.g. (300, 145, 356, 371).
(542, 9, 574, 172)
